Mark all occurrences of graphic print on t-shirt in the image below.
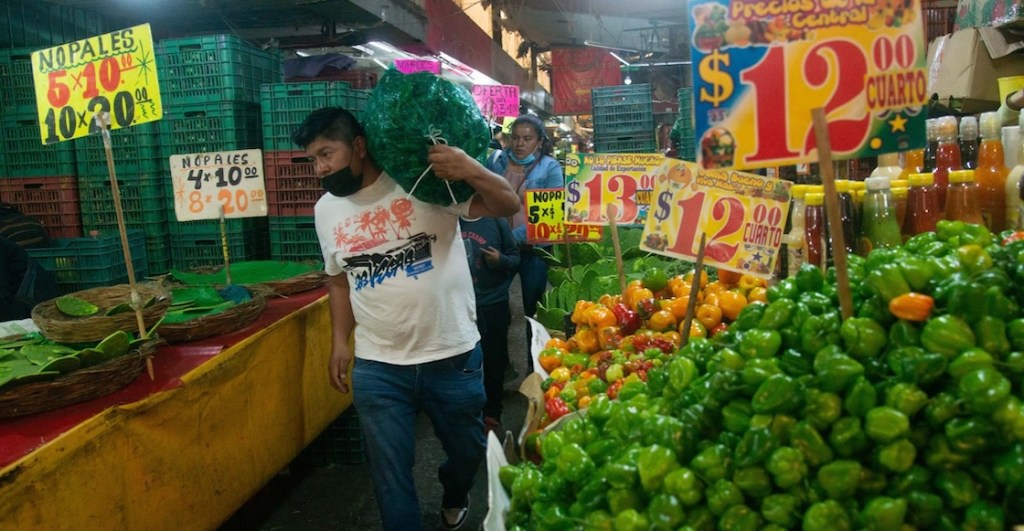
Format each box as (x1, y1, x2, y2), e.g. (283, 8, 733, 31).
(332, 197, 417, 253)
(333, 197, 437, 291)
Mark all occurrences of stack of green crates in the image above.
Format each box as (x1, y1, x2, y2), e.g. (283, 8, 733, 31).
(27, 229, 148, 294)
(591, 84, 656, 153)
(260, 81, 371, 263)
(75, 122, 172, 274)
(675, 87, 696, 161)
(157, 34, 283, 270)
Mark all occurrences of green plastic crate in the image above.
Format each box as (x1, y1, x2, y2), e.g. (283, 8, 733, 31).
(594, 133, 657, 154)
(169, 226, 269, 270)
(1, 118, 77, 176)
(146, 238, 172, 276)
(26, 229, 149, 294)
(0, 47, 36, 119)
(158, 101, 263, 159)
(157, 34, 282, 105)
(297, 409, 366, 466)
(260, 82, 355, 151)
(591, 83, 652, 109)
(75, 122, 162, 178)
(592, 104, 654, 136)
(269, 216, 321, 262)
(78, 173, 168, 232)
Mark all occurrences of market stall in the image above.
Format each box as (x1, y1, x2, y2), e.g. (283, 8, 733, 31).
(0, 288, 350, 529)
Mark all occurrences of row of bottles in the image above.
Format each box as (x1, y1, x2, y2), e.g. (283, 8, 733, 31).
(783, 170, 1005, 275)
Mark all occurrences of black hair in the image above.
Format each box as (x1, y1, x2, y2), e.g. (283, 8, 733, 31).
(292, 107, 365, 148)
(510, 114, 552, 156)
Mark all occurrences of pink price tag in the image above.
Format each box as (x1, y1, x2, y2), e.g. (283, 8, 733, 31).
(394, 59, 441, 75)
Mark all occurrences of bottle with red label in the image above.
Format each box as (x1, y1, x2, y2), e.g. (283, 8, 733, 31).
(804, 192, 827, 270)
(932, 116, 962, 211)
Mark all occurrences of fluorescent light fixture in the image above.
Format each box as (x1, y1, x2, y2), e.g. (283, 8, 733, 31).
(608, 52, 630, 66)
(368, 41, 397, 53)
(373, 59, 389, 69)
(351, 44, 374, 55)
(583, 40, 638, 53)
(295, 50, 310, 57)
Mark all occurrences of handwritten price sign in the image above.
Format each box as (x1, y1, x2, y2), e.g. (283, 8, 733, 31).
(525, 188, 603, 245)
(30, 24, 161, 144)
(394, 59, 441, 75)
(564, 153, 665, 227)
(641, 159, 791, 278)
(170, 149, 268, 222)
(688, 0, 927, 170)
(472, 84, 520, 118)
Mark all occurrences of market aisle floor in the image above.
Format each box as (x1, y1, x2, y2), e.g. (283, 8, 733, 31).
(221, 283, 534, 531)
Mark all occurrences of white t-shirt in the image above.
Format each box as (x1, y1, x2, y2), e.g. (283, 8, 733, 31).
(314, 171, 480, 365)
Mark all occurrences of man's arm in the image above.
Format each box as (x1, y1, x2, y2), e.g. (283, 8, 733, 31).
(427, 144, 520, 218)
(327, 273, 356, 394)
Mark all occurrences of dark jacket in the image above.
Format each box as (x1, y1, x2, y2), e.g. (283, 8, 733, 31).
(461, 217, 520, 306)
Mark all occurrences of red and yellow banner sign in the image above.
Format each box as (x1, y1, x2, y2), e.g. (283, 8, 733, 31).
(641, 159, 791, 278)
(564, 153, 665, 227)
(30, 24, 162, 144)
(688, 0, 927, 170)
(525, 188, 603, 245)
(550, 47, 623, 115)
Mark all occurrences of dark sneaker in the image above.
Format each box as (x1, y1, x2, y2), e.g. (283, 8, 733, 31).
(441, 494, 469, 530)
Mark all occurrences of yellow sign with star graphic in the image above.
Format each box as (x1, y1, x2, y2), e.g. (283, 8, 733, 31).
(30, 24, 162, 144)
(687, 0, 927, 170)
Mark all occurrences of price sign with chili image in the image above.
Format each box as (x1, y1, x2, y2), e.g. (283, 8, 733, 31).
(30, 24, 161, 144)
(170, 149, 268, 221)
(525, 188, 603, 245)
(641, 159, 791, 278)
(688, 0, 927, 170)
(564, 153, 665, 227)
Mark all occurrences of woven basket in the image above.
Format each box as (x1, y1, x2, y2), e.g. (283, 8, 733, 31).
(0, 339, 160, 418)
(257, 269, 328, 296)
(31, 283, 171, 344)
(156, 285, 272, 344)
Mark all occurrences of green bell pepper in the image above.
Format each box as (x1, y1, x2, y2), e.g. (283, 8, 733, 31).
(740, 358, 781, 390)
(778, 346, 812, 376)
(733, 466, 773, 498)
(801, 314, 842, 356)
(922, 315, 976, 358)
(935, 469, 980, 509)
(733, 427, 778, 468)
(766, 446, 807, 488)
(803, 500, 851, 531)
(663, 467, 704, 506)
(973, 316, 1010, 356)
(843, 376, 877, 417)
(584, 439, 620, 467)
(888, 319, 921, 348)
(758, 298, 796, 330)
(814, 349, 865, 393)
(866, 262, 910, 302)
(993, 442, 1024, 488)
(607, 487, 643, 515)
(751, 374, 801, 414)
(718, 504, 761, 531)
(803, 388, 842, 430)
(760, 493, 798, 527)
(691, 443, 733, 483)
(1007, 318, 1024, 351)
(767, 277, 799, 302)
(958, 244, 993, 274)
(884, 382, 928, 416)
(982, 285, 1018, 320)
(958, 367, 1012, 414)
(646, 493, 686, 531)
(569, 478, 607, 517)
(706, 479, 744, 516)
(828, 416, 868, 458)
(900, 255, 936, 291)
(877, 438, 917, 473)
(790, 420, 834, 467)
(668, 356, 697, 392)
(739, 329, 782, 359)
(962, 500, 1005, 531)
(925, 435, 972, 470)
(641, 415, 688, 459)
(865, 406, 910, 443)
(839, 317, 888, 359)
(888, 465, 932, 496)
(890, 347, 948, 385)
(860, 496, 907, 530)
(948, 348, 995, 380)
(816, 459, 861, 500)
(945, 416, 996, 454)
(612, 508, 650, 531)
(731, 303, 766, 332)
(637, 444, 680, 493)
(511, 465, 543, 504)
(684, 506, 716, 531)
(794, 262, 825, 293)
(555, 443, 595, 483)
(906, 490, 943, 528)
(721, 400, 753, 434)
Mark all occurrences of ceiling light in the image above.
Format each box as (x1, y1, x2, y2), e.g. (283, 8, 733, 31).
(608, 52, 630, 67)
(368, 41, 397, 53)
(624, 75, 632, 85)
(583, 40, 639, 53)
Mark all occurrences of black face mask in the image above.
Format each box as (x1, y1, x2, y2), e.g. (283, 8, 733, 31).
(322, 165, 363, 197)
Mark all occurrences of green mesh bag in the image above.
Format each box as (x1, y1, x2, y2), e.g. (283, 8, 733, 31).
(363, 68, 490, 206)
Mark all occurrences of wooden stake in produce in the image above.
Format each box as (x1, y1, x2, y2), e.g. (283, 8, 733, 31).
(219, 205, 233, 286)
(811, 108, 854, 321)
(680, 233, 707, 347)
(95, 113, 153, 379)
(606, 203, 627, 295)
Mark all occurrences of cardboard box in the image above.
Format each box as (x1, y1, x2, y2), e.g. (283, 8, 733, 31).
(927, 27, 1024, 106)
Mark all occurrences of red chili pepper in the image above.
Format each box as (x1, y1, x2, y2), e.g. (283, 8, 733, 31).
(607, 379, 624, 400)
(612, 303, 642, 335)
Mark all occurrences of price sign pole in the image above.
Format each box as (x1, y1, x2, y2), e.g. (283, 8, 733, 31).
(606, 204, 627, 295)
(681, 234, 707, 347)
(812, 109, 854, 320)
(219, 206, 233, 286)
(96, 113, 152, 378)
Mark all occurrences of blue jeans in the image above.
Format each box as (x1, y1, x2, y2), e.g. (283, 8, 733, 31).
(518, 250, 549, 319)
(352, 345, 486, 531)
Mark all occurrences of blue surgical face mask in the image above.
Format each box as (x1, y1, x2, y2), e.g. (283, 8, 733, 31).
(322, 165, 363, 197)
(508, 151, 536, 166)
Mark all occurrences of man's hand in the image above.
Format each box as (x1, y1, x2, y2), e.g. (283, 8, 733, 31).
(481, 246, 501, 267)
(427, 144, 479, 182)
(329, 343, 354, 394)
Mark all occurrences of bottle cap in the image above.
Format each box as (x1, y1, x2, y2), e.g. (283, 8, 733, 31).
(835, 179, 851, 193)
(806, 184, 825, 195)
(877, 153, 900, 167)
(805, 192, 824, 206)
(936, 116, 959, 141)
(891, 179, 909, 190)
(850, 181, 866, 192)
(892, 187, 908, 199)
(949, 169, 976, 183)
(908, 173, 935, 187)
(865, 176, 892, 191)
(959, 116, 979, 139)
(856, 189, 867, 200)
(980, 111, 1001, 139)
(790, 184, 809, 199)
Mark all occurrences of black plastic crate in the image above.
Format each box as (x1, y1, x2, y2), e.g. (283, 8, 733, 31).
(297, 408, 366, 466)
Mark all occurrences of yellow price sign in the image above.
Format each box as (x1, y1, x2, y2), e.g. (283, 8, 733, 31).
(524, 188, 603, 244)
(169, 149, 268, 221)
(641, 159, 791, 278)
(31, 24, 162, 144)
(564, 153, 665, 226)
